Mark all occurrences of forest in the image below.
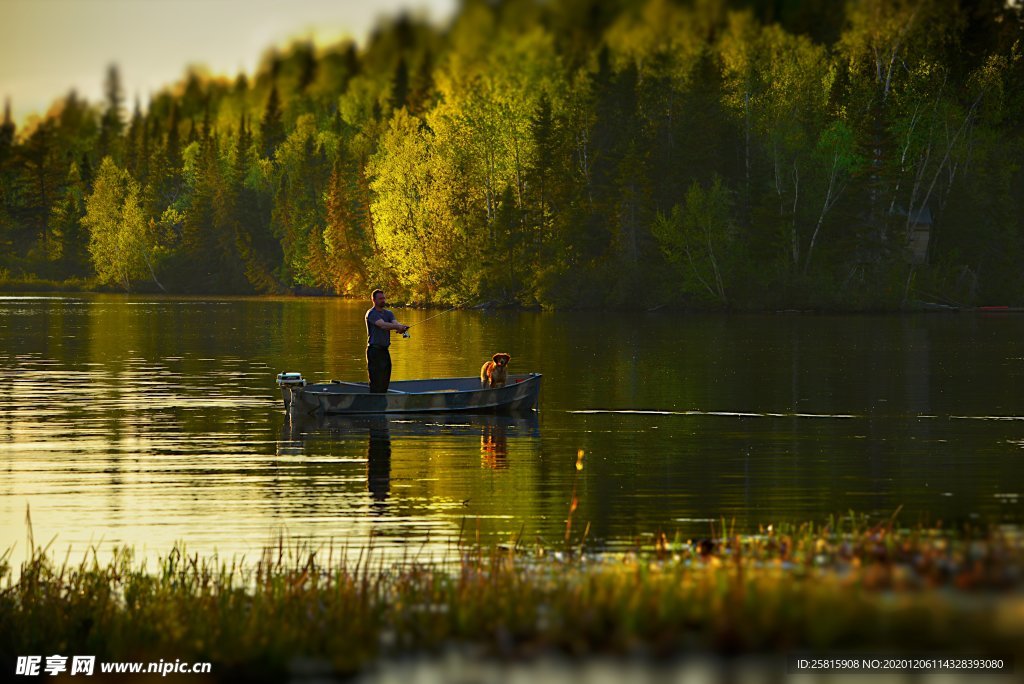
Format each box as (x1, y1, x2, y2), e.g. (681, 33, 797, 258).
(1, 0, 1022, 309)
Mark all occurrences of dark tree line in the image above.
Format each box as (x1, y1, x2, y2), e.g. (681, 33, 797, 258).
(1, 0, 1023, 309)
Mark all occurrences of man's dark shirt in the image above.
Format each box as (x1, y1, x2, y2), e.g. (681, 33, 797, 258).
(365, 307, 396, 347)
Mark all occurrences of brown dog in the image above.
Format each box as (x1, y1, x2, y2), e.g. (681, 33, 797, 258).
(480, 353, 511, 388)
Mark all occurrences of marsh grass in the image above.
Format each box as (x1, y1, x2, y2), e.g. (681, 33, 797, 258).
(1, 514, 1021, 681)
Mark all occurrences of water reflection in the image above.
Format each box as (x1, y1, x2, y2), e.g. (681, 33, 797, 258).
(481, 419, 509, 469)
(284, 411, 539, 440)
(3, 295, 1023, 568)
(282, 412, 541, 503)
(366, 418, 391, 503)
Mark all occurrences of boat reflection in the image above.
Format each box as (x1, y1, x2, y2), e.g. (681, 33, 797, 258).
(281, 412, 541, 499)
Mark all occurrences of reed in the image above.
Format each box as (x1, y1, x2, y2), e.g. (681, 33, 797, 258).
(1, 515, 1021, 681)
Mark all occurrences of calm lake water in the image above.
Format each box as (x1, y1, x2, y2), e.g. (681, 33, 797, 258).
(1, 294, 1022, 566)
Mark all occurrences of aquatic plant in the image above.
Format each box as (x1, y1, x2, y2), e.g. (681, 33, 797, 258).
(0, 515, 1020, 681)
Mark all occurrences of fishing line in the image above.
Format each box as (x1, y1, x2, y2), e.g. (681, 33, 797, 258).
(401, 303, 467, 338)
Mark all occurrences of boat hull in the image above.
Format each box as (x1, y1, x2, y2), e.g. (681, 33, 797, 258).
(281, 373, 542, 416)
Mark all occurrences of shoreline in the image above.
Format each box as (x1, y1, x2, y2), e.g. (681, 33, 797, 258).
(3, 517, 1021, 682)
(0, 283, 1009, 314)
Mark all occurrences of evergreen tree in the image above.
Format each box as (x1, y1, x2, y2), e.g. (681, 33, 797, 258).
(17, 119, 66, 263)
(323, 155, 370, 293)
(0, 99, 14, 164)
(1, 1, 1023, 307)
(391, 57, 410, 112)
(98, 64, 126, 162)
(0, 99, 17, 266)
(166, 102, 182, 169)
(260, 86, 285, 159)
(48, 161, 90, 275)
(231, 114, 282, 293)
(125, 98, 145, 177)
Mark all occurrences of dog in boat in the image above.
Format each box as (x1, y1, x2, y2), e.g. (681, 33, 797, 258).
(480, 353, 511, 388)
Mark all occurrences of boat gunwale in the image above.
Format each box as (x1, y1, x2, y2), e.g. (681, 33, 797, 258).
(318, 402, 534, 415)
(298, 372, 541, 397)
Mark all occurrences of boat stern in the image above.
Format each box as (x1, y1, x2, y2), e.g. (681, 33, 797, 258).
(275, 372, 306, 412)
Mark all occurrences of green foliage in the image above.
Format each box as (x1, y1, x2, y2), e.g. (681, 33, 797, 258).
(3, 0, 1024, 308)
(368, 108, 456, 298)
(81, 157, 166, 291)
(654, 177, 739, 305)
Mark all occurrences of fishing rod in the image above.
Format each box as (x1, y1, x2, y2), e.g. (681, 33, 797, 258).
(401, 303, 466, 338)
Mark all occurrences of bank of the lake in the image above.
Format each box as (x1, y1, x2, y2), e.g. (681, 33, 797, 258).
(0, 281, 997, 313)
(2, 517, 1021, 682)
(0, 279, 96, 293)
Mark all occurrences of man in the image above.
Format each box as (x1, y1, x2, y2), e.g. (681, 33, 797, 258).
(365, 289, 409, 393)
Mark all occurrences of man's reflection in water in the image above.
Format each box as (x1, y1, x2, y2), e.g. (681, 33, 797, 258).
(366, 416, 392, 501)
(480, 418, 509, 469)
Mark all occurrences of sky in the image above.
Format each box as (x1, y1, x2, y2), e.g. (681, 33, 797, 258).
(0, 0, 456, 127)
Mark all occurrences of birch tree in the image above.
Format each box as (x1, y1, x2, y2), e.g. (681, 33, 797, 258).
(82, 157, 165, 291)
(653, 177, 737, 305)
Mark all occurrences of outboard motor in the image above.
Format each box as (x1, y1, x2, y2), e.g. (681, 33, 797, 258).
(276, 372, 306, 411)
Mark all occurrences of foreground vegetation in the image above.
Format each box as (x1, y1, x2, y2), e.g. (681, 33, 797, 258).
(1, 515, 1021, 680)
(1, 1, 1023, 308)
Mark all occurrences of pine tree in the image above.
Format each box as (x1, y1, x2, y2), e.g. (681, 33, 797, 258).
(0, 99, 17, 265)
(98, 65, 125, 162)
(527, 93, 556, 244)
(391, 57, 410, 112)
(230, 115, 280, 293)
(324, 155, 369, 292)
(165, 103, 181, 169)
(0, 99, 14, 164)
(296, 42, 317, 92)
(48, 161, 89, 275)
(125, 98, 145, 178)
(18, 119, 66, 260)
(260, 86, 285, 159)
